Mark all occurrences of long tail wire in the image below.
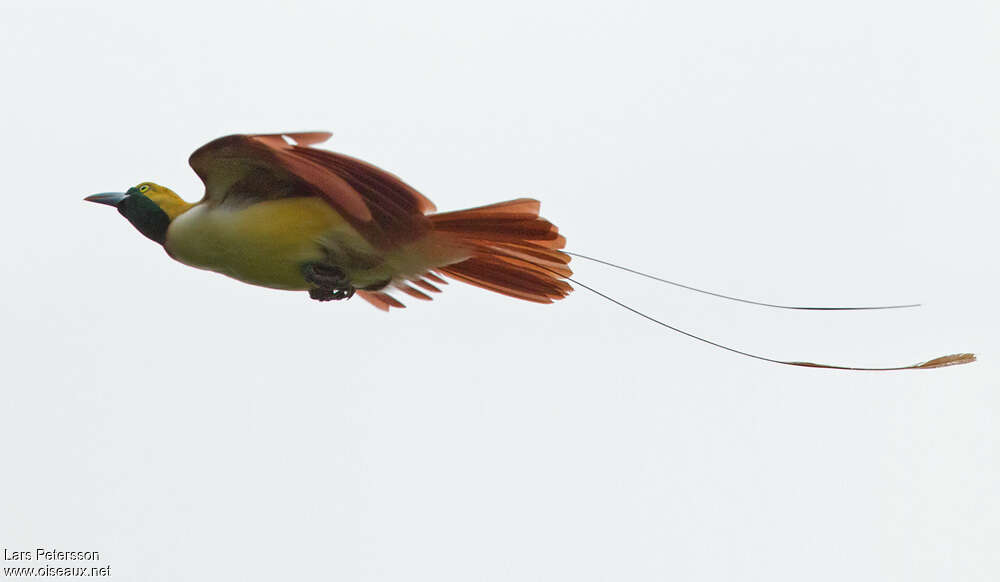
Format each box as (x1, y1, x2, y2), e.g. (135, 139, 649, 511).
(564, 251, 918, 311)
(558, 252, 975, 371)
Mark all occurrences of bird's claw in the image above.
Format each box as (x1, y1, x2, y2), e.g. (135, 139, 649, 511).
(303, 263, 356, 302)
(309, 287, 356, 302)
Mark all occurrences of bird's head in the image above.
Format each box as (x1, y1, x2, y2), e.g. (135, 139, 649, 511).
(85, 182, 192, 245)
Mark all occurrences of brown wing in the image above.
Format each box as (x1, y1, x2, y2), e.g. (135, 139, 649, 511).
(188, 132, 437, 248)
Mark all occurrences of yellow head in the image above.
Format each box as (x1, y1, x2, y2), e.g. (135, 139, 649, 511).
(84, 182, 193, 245)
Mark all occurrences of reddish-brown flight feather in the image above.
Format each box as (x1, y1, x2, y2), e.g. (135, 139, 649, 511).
(188, 132, 435, 248)
(428, 198, 573, 304)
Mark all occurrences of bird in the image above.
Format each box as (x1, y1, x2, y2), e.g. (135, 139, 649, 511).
(85, 131, 572, 311)
(85, 131, 974, 370)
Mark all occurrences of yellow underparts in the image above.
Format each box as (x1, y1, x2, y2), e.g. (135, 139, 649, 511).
(165, 197, 468, 291)
(166, 198, 363, 290)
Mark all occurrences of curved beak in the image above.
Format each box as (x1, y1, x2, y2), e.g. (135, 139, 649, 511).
(84, 192, 128, 207)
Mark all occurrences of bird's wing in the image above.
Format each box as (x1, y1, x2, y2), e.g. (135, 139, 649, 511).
(188, 132, 437, 248)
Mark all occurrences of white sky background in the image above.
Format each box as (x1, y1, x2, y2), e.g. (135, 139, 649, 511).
(1, 1, 997, 580)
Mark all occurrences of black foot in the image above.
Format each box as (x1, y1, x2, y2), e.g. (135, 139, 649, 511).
(303, 263, 356, 302)
(309, 287, 355, 302)
(303, 263, 349, 287)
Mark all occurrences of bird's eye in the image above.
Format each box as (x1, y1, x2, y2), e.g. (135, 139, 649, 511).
(138, 184, 150, 193)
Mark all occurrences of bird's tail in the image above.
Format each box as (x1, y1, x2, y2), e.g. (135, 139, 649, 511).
(428, 198, 573, 303)
(354, 199, 975, 372)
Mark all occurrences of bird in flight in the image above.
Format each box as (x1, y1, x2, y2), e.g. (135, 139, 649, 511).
(85, 132, 974, 371)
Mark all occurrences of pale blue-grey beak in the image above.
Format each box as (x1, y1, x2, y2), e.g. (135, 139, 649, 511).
(84, 192, 129, 207)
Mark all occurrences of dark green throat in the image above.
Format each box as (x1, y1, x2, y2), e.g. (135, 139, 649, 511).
(118, 192, 170, 245)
